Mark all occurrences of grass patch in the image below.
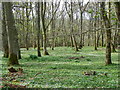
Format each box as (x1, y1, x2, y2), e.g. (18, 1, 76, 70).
(0, 46, 119, 88)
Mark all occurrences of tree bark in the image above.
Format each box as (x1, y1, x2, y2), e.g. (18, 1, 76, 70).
(41, 2, 49, 55)
(114, 2, 120, 48)
(101, 2, 112, 65)
(51, 2, 55, 50)
(25, 2, 29, 50)
(4, 2, 19, 65)
(70, 2, 78, 51)
(2, 3, 9, 58)
(36, 2, 41, 57)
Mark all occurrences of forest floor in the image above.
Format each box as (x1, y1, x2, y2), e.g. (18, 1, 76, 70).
(0, 47, 119, 88)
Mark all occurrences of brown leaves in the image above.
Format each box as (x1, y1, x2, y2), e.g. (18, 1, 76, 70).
(8, 67, 23, 74)
(8, 67, 23, 73)
(8, 67, 17, 73)
(5, 67, 24, 82)
(2, 67, 27, 88)
(8, 67, 24, 77)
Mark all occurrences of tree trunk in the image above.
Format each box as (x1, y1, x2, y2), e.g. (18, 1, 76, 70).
(25, 2, 29, 50)
(94, 20, 97, 50)
(111, 41, 116, 52)
(41, 2, 49, 55)
(97, 32, 100, 47)
(94, 31, 97, 50)
(51, 2, 55, 50)
(101, 2, 112, 65)
(70, 2, 78, 51)
(114, 2, 120, 48)
(2, 3, 9, 58)
(36, 2, 41, 57)
(72, 35, 79, 51)
(101, 27, 104, 47)
(70, 36, 74, 47)
(4, 2, 19, 65)
(79, 12, 83, 49)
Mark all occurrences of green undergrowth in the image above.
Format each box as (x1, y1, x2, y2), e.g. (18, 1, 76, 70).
(0, 46, 119, 88)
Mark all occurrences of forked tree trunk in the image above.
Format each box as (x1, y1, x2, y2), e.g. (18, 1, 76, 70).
(70, 2, 79, 51)
(41, 2, 49, 55)
(4, 2, 19, 65)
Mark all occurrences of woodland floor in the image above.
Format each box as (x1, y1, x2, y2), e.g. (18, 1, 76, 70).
(0, 47, 119, 88)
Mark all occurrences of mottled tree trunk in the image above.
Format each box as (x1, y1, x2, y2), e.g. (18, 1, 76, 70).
(4, 2, 19, 65)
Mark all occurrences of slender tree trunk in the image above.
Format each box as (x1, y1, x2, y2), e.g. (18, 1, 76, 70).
(2, 3, 9, 58)
(94, 21, 97, 50)
(87, 32, 90, 46)
(70, 36, 74, 47)
(41, 2, 49, 55)
(51, 2, 55, 50)
(18, 49, 21, 59)
(101, 27, 104, 47)
(94, 31, 97, 50)
(25, 2, 29, 50)
(4, 2, 19, 65)
(101, 2, 112, 65)
(79, 12, 83, 49)
(70, 2, 78, 51)
(36, 2, 41, 57)
(72, 35, 79, 51)
(97, 32, 100, 47)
